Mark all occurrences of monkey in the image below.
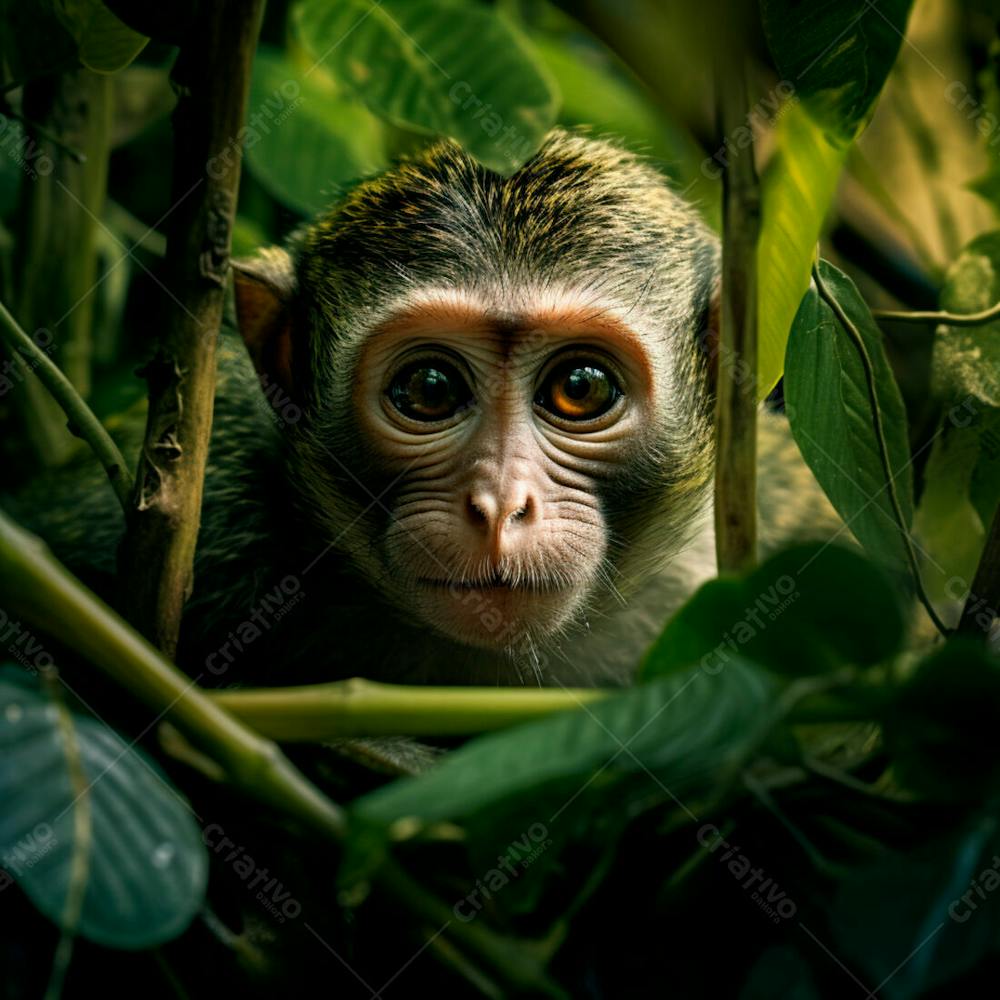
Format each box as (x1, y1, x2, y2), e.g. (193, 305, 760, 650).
(5, 128, 841, 689)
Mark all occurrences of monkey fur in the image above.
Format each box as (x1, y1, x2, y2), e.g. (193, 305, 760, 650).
(6, 129, 841, 688)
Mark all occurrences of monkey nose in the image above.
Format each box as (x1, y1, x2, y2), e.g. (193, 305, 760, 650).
(465, 488, 537, 534)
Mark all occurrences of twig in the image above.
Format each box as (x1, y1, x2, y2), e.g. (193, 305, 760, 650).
(713, 20, 759, 573)
(811, 261, 949, 636)
(872, 300, 1000, 327)
(0, 297, 132, 508)
(118, 0, 265, 656)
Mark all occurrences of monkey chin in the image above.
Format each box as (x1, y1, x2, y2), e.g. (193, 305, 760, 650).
(409, 578, 583, 652)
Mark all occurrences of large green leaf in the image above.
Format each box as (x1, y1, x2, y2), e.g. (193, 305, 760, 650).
(761, 0, 913, 141)
(642, 543, 904, 680)
(756, 104, 848, 398)
(785, 260, 915, 573)
(55, 0, 148, 72)
(832, 810, 1000, 997)
(344, 661, 775, 881)
(292, 0, 558, 175)
(0, 669, 207, 949)
(0, 0, 146, 86)
(244, 47, 387, 216)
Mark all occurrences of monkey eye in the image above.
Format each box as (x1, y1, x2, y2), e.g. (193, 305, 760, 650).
(536, 361, 621, 421)
(388, 360, 472, 422)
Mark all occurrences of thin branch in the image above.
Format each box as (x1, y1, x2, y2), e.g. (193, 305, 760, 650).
(811, 261, 949, 636)
(118, 0, 265, 656)
(0, 297, 132, 508)
(872, 300, 1000, 327)
(713, 24, 760, 573)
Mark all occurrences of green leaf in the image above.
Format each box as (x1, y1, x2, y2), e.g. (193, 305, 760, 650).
(832, 811, 1000, 997)
(761, 0, 913, 141)
(345, 661, 775, 881)
(292, 0, 558, 175)
(785, 260, 914, 573)
(244, 47, 387, 216)
(757, 104, 848, 398)
(0, 669, 208, 948)
(642, 543, 905, 679)
(884, 640, 1000, 801)
(0, 0, 146, 86)
(55, 0, 148, 73)
(932, 231, 1000, 408)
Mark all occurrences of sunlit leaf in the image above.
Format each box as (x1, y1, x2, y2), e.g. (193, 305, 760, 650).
(757, 104, 847, 398)
(244, 47, 387, 216)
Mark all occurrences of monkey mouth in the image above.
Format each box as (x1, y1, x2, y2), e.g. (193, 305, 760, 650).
(417, 574, 567, 595)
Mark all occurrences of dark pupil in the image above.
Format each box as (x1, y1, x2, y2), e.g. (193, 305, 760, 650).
(415, 370, 448, 406)
(391, 364, 463, 420)
(564, 370, 592, 400)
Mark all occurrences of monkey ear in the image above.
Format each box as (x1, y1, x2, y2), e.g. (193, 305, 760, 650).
(232, 247, 297, 392)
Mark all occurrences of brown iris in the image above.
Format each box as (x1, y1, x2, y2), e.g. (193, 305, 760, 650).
(537, 362, 620, 421)
(388, 361, 471, 421)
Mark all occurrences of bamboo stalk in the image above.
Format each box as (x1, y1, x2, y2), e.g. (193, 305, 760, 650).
(11, 69, 113, 466)
(118, 0, 265, 656)
(211, 681, 607, 740)
(713, 34, 760, 573)
(0, 508, 346, 838)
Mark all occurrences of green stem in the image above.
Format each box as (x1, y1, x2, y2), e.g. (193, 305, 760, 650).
(0, 508, 344, 838)
(811, 261, 949, 637)
(0, 298, 132, 509)
(712, 13, 760, 574)
(211, 681, 608, 740)
(0, 509, 563, 994)
(872, 300, 1000, 327)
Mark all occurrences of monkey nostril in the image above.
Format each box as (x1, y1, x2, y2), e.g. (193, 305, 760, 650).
(466, 495, 493, 527)
(506, 494, 535, 525)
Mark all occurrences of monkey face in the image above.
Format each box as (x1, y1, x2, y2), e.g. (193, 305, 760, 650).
(344, 291, 657, 651)
(235, 130, 719, 662)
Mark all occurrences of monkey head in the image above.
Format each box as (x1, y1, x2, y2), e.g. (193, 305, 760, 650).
(233, 130, 719, 656)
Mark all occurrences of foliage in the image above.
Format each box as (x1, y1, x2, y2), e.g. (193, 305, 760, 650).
(1, 0, 1000, 997)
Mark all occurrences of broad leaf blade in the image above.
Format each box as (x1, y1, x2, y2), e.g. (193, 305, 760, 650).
(345, 662, 775, 880)
(785, 260, 914, 572)
(0, 670, 207, 949)
(292, 0, 558, 175)
(245, 47, 387, 216)
(757, 104, 847, 398)
(642, 543, 905, 679)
